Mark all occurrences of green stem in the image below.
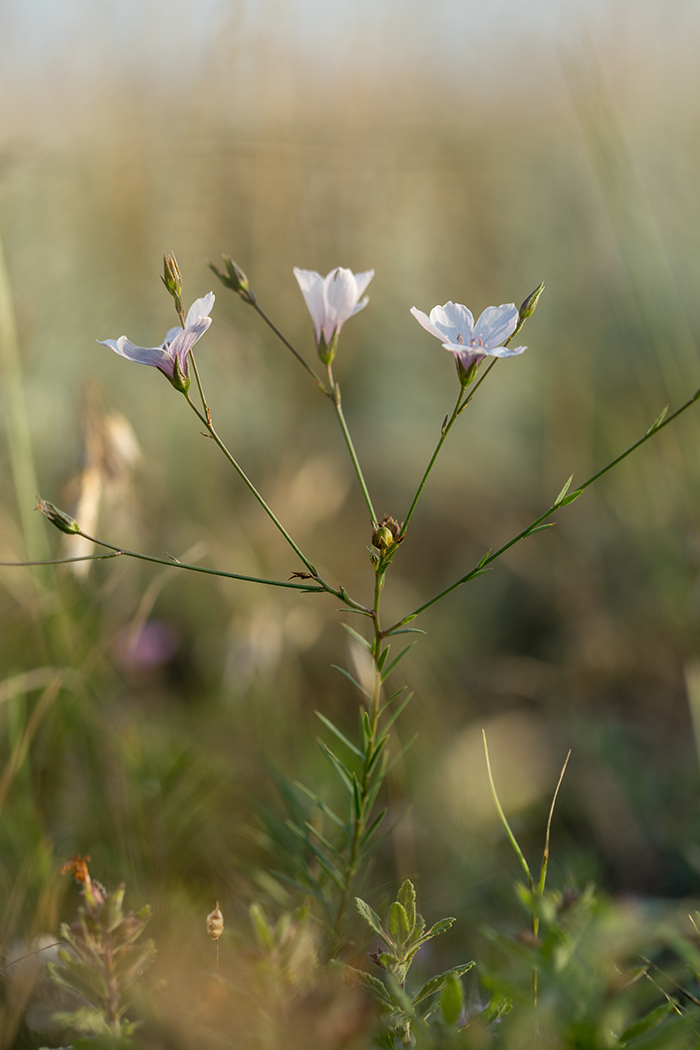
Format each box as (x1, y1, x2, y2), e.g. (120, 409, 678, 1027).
(386, 387, 700, 631)
(327, 364, 377, 522)
(251, 301, 332, 397)
(74, 532, 326, 592)
(400, 388, 463, 537)
(183, 391, 323, 579)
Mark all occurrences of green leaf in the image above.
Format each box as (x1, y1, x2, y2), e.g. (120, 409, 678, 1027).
(382, 627, 426, 637)
(620, 1002, 675, 1042)
(558, 489, 582, 507)
(387, 902, 410, 949)
(317, 740, 354, 794)
(359, 807, 388, 850)
(342, 965, 394, 1006)
(331, 665, 371, 699)
(398, 880, 416, 936)
(355, 897, 394, 948)
(376, 646, 390, 672)
(646, 404, 669, 436)
(304, 822, 345, 864)
(554, 474, 574, 505)
(293, 780, 348, 831)
(529, 522, 556, 534)
(419, 917, 455, 943)
(380, 644, 414, 684)
(315, 711, 363, 758)
(341, 623, 372, 651)
(476, 549, 492, 569)
(249, 903, 274, 952)
(440, 973, 465, 1026)
(382, 692, 413, 733)
(412, 962, 474, 1008)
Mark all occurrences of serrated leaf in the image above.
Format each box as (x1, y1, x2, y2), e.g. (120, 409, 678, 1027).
(387, 902, 410, 949)
(341, 623, 372, 651)
(558, 489, 582, 506)
(646, 404, 669, 436)
(412, 962, 474, 1007)
(355, 898, 394, 948)
(422, 917, 456, 941)
(381, 644, 414, 683)
(398, 880, 416, 935)
(441, 973, 464, 1026)
(343, 965, 394, 1006)
(555, 474, 574, 505)
(315, 711, 363, 758)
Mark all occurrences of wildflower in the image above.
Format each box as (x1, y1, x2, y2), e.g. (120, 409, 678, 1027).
(61, 854, 91, 884)
(293, 266, 374, 364)
(410, 301, 526, 385)
(98, 293, 215, 394)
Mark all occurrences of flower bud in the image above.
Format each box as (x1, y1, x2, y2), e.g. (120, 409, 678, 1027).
(208, 256, 256, 305)
(207, 902, 224, 941)
(372, 526, 393, 550)
(161, 252, 183, 301)
(36, 499, 80, 534)
(519, 281, 545, 322)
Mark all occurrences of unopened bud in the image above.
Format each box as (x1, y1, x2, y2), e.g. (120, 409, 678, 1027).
(208, 256, 256, 305)
(519, 281, 545, 322)
(372, 526, 394, 551)
(161, 252, 183, 301)
(207, 902, 224, 941)
(37, 499, 80, 534)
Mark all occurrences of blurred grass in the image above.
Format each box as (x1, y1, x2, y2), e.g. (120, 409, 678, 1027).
(2, 0, 700, 1033)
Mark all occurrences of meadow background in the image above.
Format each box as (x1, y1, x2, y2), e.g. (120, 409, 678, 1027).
(2, 0, 700, 1039)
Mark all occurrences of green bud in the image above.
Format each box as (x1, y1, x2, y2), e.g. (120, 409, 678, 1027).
(36, 499, 80, 534)
(372, 526, 393, 551)
(208, 255, 256, 305)
(166, 355, 191, 395)
(161, 252, 183, 300)
(317, 330, 338, 366)
(519, 281, 545, 321)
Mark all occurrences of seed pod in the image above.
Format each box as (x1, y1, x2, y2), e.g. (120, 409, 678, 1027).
(36, 499, 80, 534)
(207, 902, 224, 941)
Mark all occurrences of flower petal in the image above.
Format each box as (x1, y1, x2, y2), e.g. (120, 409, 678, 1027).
(168, 316, 212, 370)
(432, 302, 475, 342)
(184, 292, 215, 328)
(486, 343, 527, 358)
(410, 307, 449, 341)
(98, 337, 175, 377)
(351, 296, 370, 317)
(293, 268, 325, 342)
(322, 268, 362, 342)
(353, 269, 375, 300)
(473, 304, 518, 349)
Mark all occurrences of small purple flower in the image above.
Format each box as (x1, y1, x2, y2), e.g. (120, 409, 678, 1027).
(293, 266, 374, 364)
(98, 293, 215, 393)
(410, 301, 526, 384)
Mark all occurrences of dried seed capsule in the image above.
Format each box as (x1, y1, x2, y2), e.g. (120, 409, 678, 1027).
(207, 902, 224, 941)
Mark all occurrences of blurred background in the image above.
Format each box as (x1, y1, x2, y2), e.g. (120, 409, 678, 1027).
(1, 0, 700, 1029)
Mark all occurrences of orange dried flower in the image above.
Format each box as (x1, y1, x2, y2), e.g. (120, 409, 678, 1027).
(61, 854, 91, 884)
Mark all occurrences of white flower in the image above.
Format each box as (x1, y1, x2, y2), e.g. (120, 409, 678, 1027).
(98, 293, 215, 393)
(293, 267, 374, 363)
(410, 301, 525, 382)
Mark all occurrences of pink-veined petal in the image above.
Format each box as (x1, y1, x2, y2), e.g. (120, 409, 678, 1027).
(169, 316, 212, 369)
(473, 304, 518, 349)
(410, 306, 449, 341)
(98, 337, 175, 377)
(184, 292, 215, 328)
(486, 343, 527, 358)
(353, 269, 375, 300)
(163, 325, 183, 347)
(293, 267, 326, 342)
(432, 302, 475, 342)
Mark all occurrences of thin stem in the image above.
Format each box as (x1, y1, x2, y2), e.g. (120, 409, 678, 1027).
(73, 531, 326, 592)
(183, 391, 322, 579)
(251, 301, 332, 398)
(538, 750, 571, 896)
(327, 364, 377, 522)
(400, 388, 463, 537)
(482, 731, 533, 889)
(189, 351, 212, 424)
(385, 387, 700, 632)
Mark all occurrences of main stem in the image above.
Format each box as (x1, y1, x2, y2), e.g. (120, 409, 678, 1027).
(329, 570, 384, 956)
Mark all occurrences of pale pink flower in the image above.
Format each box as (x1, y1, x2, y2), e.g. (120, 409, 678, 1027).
(293, 267, 374, 363)
(98, 293, 215, 392)
(410, 301, 525, 382)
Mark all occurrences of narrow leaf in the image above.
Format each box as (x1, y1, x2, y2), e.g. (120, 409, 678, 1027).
(293, 780, 348, 831)
(646, 404, 669, 436)
(383, 627, 426, 637)
(476, 549, 492, 570)
(483, 731, 533, 884)
(529, 522, 556, 534)
(441, 974, 465, 1027)
(380, 644, 414, 683)
(343, 965, 393, 1006)
(332, 665, 371, 699)
(359, 807, 388, 849)
(315, 711, 363, 758)
(555, 475, 573, 505)
(376, 646, 390, 672)
(341, 623, 372, 651)
(382, 692, 413, 732)
(317, 740, 354, 793)
(558, 489, 582, 507)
